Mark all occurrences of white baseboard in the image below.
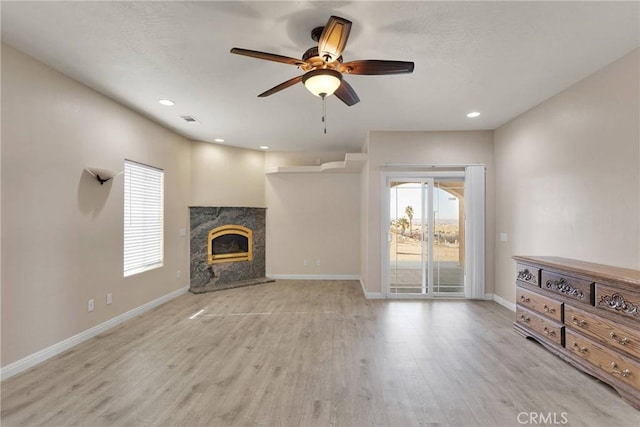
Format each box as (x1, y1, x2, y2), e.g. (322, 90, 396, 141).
(1, 285, 189, 382)
(362, 292, 385, 299)
(359, 279, 384, 299)
(267, 274, 360, 281)
(493, 293, 516, 312)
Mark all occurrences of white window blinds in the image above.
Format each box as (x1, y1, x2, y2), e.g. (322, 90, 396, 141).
(124, 160, 164, 277)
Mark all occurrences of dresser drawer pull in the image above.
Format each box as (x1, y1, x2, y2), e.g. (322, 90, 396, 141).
(610, 362, 631, 377)
(572, 341, 588, 353)
(520, 295, 531, 303)
(542, 327, 556, 337)
(543, 304, 555, 314)
(609, 332, 630, 345)
(571, 316, 586, 327)
(519, 314, 531, 323)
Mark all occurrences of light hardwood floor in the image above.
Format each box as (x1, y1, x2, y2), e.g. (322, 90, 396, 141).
(2, 280, 639, 426)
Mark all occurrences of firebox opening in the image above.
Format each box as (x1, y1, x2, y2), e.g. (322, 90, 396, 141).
(208, 225, 253, 264)
(212, 234, 249, 255)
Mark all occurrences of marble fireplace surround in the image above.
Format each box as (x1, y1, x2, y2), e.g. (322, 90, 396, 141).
(189, 206, 272, 294)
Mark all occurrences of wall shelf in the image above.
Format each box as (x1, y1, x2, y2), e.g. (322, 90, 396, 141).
(265, 153, 367, 174)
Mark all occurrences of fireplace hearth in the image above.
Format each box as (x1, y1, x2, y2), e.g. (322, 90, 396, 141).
(189, 207, 271, 293)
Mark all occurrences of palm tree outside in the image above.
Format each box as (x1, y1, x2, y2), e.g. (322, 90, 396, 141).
(405, 205, 414, 236)
(397, 217, 410, 236)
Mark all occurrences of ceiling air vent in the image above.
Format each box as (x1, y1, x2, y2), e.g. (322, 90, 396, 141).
(180, 115, 200, 124)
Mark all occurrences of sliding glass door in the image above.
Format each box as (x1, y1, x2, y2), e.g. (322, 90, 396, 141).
(387, 175, 465, 297)
(432, 179, 465, 294)
(388, 180, 429, 294)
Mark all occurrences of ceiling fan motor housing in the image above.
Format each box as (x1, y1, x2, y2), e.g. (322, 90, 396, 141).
(302, 46, 319, 63)
(302, 46, 343, 70)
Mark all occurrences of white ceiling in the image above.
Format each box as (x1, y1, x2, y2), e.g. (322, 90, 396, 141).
(2, 1, 638, 152)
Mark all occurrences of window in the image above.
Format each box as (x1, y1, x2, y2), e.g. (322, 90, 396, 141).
(124, 160, 164, 277)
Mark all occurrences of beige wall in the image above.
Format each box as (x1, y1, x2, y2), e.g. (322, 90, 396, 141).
(361, 131, 496, 296)
(1, 45, 193, 366)
(190, 141, 265, 207)
(264, 152, 360, 277)
(494, 49, 640, 304)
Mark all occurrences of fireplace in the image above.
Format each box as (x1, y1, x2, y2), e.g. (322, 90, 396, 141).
(208, 225, 252, 264)
(189, 206, 271, 294)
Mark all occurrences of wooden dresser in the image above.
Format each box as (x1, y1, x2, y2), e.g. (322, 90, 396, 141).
(513, 256, 640, 410)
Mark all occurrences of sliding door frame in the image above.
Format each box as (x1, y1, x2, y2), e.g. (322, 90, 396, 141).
(381, 167, 485, 299)
(382, 171, 465, 299)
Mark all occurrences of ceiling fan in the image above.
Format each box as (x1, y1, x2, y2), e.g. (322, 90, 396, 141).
(230, 16, 415, 106)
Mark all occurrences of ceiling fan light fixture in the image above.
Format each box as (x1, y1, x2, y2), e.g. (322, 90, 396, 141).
(302, 69, 342, 97)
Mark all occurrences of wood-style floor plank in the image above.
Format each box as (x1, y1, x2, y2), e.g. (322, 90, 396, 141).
(2, 280, 639, 426)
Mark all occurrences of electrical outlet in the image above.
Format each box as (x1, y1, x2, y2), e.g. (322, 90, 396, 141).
(303, 259, 308, 266)
(106, 293, 112, 305)
(88, 299, 94, 312)
(500, 232, 508, 242)
(316, 259, 321, 266)
(177, 270, 181, 278)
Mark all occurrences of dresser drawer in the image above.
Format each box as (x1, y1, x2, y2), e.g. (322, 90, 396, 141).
(516, 306, 564, 346)
(566, 329, 640, 392)
(541, 271, 593, 304)
(516, 287, 563, 322)
(565, 304, 640, 358)
(596, 284, 640, 321)
(516, 263, 540, 287)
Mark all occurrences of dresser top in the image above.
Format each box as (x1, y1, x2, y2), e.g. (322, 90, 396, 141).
(513, 256, 640, 288)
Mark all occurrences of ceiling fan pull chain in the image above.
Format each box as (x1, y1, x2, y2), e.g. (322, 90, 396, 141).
(322, 94, 327, 134)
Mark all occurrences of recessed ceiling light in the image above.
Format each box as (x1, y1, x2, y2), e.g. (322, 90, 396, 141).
(214, 138, 225, 143)
(466, 111, 481, 118)
(158, 99, 175, 106)
(259, 146, 269, 150)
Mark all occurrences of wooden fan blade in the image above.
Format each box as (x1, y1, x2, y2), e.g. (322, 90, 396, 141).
(339, 60, 415, 75)
(258, 75, 303, 97)
(230, 48, 306, 67)
(334, 79, 360, 106)
(318, 16, 352, 62)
